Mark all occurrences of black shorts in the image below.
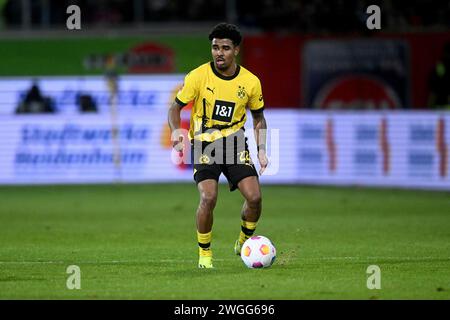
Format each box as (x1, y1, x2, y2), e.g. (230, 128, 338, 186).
(191, 129, 258, 191)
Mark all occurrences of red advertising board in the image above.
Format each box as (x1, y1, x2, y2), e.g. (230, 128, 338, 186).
(242, 32, 450, 109)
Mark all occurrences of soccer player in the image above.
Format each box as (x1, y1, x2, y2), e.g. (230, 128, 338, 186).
(168, 23, 268, 268)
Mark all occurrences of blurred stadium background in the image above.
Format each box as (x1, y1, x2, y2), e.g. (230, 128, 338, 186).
(0, 0, 449, 188)
(0, 0, 449, 299)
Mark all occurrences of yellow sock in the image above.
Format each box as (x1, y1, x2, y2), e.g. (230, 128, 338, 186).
(239, 220, 257, 245)
(197, 231, 212, 257)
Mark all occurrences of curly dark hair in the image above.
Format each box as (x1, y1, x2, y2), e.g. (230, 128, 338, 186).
(208, 23, 242, 46)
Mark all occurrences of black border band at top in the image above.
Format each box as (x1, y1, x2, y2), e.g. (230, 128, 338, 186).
(174, 97, 188, 108)
(210, 61, 241, 81)
(251, 106, 265, 114)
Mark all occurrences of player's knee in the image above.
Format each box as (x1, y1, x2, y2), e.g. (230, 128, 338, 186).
(247, 193, 262, 209)
(200, 191, 217, 209)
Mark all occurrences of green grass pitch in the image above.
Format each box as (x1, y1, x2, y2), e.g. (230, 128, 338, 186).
(0, 183, 449, 299)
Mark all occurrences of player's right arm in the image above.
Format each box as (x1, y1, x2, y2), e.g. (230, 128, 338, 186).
(168, 100, 185, 152)
(168, 70, 199, 152)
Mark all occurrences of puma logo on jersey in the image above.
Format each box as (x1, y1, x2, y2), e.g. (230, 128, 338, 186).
(207, 87, 215, 94)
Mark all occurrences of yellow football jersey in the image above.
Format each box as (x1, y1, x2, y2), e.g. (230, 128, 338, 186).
(176, 62, 264, 142)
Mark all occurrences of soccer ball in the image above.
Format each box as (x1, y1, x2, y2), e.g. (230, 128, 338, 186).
(241, 235, 276, 268)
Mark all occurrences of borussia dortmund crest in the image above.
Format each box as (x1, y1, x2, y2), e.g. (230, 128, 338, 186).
(237, 86, 246, 99)
(199, 155, 210, 164)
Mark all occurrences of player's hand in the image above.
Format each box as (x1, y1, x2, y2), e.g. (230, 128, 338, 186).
(172, 135, 184, 157)
(258, 149, 268, 175)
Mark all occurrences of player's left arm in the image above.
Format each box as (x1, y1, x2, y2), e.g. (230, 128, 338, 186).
(251, 110, 268, 175)
(248, 78, 268, 175)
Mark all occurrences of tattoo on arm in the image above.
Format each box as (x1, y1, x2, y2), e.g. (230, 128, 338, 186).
(252, 112, 267, 151)
(168, 101, 183, 132)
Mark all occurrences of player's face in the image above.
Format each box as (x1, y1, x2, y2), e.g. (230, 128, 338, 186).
(211, 38, 239, 71)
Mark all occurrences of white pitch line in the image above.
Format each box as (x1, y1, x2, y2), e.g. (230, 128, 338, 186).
(0, 256, 448, 265)
(314, 256, 450, 261)
(0, 258, 228, 265)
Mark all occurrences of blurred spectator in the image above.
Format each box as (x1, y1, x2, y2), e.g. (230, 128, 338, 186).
(2, 0, 449, 32)
(428, 42, 450, 109)
(16, 82, 55, 114)
(237, 0, 449, 33)
(0, 0, 6, 29)
(77, 94, 98, 113)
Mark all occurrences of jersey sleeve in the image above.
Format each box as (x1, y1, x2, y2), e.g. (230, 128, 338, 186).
(175, 71, 199, 107)
(247, 78, 265, 113)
